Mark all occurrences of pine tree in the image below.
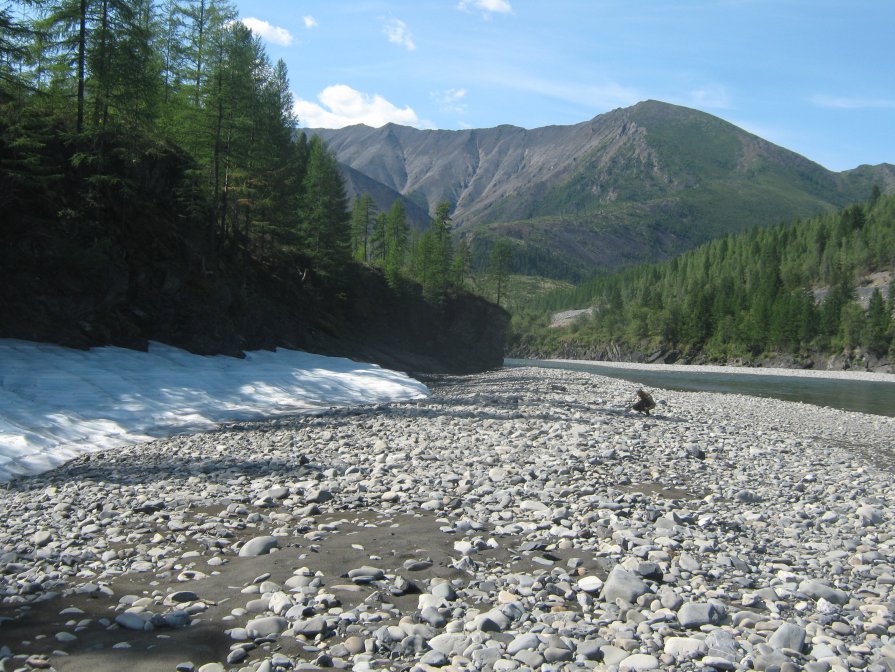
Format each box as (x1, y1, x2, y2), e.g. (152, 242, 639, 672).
(384, 199, 409, 288)
(420, 201, 454, 302)
(452, 238, 471, 288)
(350, 194, 376, 262)
(299, 136, 350, 276)
(865, 288, 891, 356)
(488, 238, 512, 307)
(370, 211, 387, 265)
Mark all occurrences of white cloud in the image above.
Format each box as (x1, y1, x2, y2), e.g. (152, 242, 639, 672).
(240, 17, 293, 46)
(486, 71, 640, 111)
(383, 18, 416, 51)
(303, 15, 318, 29)
(433, 88, 468, 113)
(457, 0, 513, 16)
(810, 94, 895, 110)
(295, 84, 425, 128)
(687, 84, 732, 109)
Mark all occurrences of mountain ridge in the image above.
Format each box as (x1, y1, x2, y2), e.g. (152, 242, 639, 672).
(307, 100, 894, 277)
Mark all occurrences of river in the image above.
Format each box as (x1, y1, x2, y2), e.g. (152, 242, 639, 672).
(506, 358, 895, 417)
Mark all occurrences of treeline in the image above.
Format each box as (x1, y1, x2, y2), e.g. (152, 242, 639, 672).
(1, 0, 357, 277)
(349, 196, 470, 302)
(513, 190, 895, 362)
(0, 1, 513, 365)
(350, 195, 522, 307)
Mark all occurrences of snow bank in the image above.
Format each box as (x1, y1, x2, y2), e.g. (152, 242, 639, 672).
(0, 340, 429, 482)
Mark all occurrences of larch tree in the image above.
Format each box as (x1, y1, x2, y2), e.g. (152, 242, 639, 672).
(384, 199, 408, 288)
(350, 194, 376, 262)
(299, 135, 350, 276)
(488, 237, 512, 307)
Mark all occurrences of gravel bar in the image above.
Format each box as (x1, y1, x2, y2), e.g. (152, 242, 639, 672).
(1, 366, 894, 672)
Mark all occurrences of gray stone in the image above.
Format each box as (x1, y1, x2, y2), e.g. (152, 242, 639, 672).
(347, 565, 385, 582)
(293, 616, 328, 637)
(602, 646, 632, 665)
(701, 655, 737, 671)
(678, 601, 723, 628)
(514, 649, 545, 667)
(507, 632, 541, 654)
(578, 575, 603, 593)
(659, 585, 684, 610)
(576, 640, 604, 661)
(420, 606, 446, 627)
(305, 489, 333, 503)
(664, 636, 706, 659)
(197, 665, 225, 672)
(245, 616, 288, 638)
(472, 647, 503, 666)
(734, 489, 762, 503)
(226, 649, 248, 665)
(161, 610, 190, 628)
(115, 612, 150, 631)
(238, 536, 279, 557)
(798, 579, 849, 605)
(705, 629, 740, 662)
(619, 653, 660, 671)
(753, 651, 793, 671)
(168, 590, 199, 603)
(768, 622, 806, 653)
(678, 553, 700, 572)
(473, 608, 511, 631)
(602, 566, 650, 604)
(419, 649, 449, 666)
(431, 581, 457, 600)
(343, 636, 366, 654)
(428, 633, 469, 656)
(544, 646, 574, 662)
(856, 505, 884, 526)
(805, 663, 832, 672)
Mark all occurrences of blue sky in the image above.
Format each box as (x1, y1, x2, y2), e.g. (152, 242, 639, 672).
(234, 0, 894, 171)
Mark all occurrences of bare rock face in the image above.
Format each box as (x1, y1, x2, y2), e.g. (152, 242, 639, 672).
(310, 101, 894, 275)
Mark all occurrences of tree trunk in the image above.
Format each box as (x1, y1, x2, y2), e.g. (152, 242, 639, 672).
(76, 0, 87, 133)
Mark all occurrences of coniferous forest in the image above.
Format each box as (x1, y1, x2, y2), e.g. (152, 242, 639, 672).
(511, 192, 895, 367)
(3, 2, 893, 372)
(0, 1, 507, 371)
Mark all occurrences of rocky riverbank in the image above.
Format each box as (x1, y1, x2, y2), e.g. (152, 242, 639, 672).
(1, 367, 894, 672)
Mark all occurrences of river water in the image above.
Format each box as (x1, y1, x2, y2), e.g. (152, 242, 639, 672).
(506, 358, 895, 417)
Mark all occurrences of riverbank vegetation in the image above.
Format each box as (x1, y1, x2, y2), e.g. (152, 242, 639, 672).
(510, 191, 895, 365)
(0, 1, 507, 370)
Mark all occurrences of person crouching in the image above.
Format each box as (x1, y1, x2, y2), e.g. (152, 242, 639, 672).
(632, 389, 656, 416)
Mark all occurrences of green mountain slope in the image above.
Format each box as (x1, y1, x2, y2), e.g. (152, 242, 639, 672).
(510, 193, 895, 370)
(309, 101, 894, 277)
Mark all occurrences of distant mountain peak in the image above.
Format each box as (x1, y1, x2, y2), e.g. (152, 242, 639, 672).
(308, 102, 893, 279)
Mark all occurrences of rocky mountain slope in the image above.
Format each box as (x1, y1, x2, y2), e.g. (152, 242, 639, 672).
(310, 100, 895, 278)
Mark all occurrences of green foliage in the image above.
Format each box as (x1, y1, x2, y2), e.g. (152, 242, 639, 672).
(412, 201, 455, 303)
(514, 192, 895, 361)
(350, 194, 376, 262)
(384, 199, 409, 288)
(300, 136, 350, 276)
(488, 237, 512, 307)
(1, 0, 356, 291)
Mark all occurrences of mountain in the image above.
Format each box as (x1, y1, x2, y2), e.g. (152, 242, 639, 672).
(308, 100, 895, 279)
(337, 163, 433, 232)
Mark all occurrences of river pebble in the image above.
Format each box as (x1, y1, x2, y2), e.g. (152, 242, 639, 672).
(0, 366, 893, 671)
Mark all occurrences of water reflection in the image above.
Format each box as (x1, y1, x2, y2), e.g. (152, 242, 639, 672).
(506, 359, 895, 417)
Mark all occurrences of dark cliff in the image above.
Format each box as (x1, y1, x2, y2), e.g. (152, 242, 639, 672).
(2, 247, 508, 374)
